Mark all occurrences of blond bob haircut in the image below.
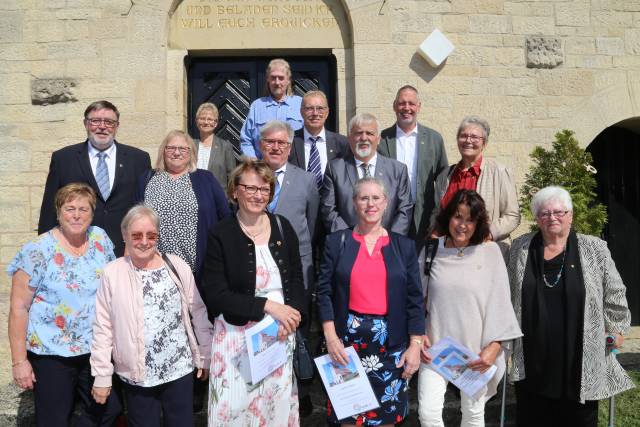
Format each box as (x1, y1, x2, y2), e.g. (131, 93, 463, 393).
(120, 204, 160, 237)
(263, 58, 294, 97)
(195, 102, 219, 120)
(227, 159, 276, 204)
(54, 182, 97, 218)
(155, 130, 198, 173)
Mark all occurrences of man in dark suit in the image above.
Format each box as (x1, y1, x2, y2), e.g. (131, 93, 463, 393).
(321, 112, 413, 235)
(38, 100, 151, 256)
(288, 90, 350, 188)
(378, 85, 448, 244)
(260, 120, 319, 417)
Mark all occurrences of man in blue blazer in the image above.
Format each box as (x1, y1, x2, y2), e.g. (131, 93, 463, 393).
(320, 112, 413, 235)
(378, 85, 448, 243)
(38, 100, 151, 256)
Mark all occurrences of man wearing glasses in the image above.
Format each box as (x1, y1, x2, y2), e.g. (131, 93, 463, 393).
(259, 120, 319, 418)
(38, 100, 151, 256)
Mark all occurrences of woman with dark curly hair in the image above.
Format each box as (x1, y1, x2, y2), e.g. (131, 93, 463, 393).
(418, 189, 521, 427)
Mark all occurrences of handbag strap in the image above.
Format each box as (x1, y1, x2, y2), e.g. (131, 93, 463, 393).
(162, 253, 181, 284)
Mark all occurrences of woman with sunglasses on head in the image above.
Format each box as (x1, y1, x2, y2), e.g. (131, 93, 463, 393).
(91, 204, 213, 427)
(508, 186, 633, 427)
(203, 159, 306, 426)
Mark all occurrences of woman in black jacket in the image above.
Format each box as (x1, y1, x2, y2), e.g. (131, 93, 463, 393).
(202, 158, 305, 426)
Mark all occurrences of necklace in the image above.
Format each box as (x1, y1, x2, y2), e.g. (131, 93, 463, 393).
(238, 214, 265, 240)
(57, 228, 88, 257)
(447, 236, 468, 257)
(543, 249, 566, 288)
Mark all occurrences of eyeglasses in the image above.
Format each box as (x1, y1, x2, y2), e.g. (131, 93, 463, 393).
(165, 146, 190, 153)
(238, 183, 271, 196)
(302, 106, 327, 113)
(262, 139, 290, 148)
(538, 210, 570, 219)
(355, 195, 386, 205)
(197, 117, 217, 123)
(130, 232, 159, 242)
(86, 118, 118, 128)
(457, 133, 484, 143)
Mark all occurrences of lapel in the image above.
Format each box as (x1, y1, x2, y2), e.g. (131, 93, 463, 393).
(374, 154, 388, 181)
(77, 142, 100, 194)
(416, 125, 429, 186)
(111, 142, 126, 197)
(325, 131, 339, 161)
(385, 126, 398, 159)
(208, 141, 223, 170)
(344, 155, 359, 187)
(292, 131, 306, 168)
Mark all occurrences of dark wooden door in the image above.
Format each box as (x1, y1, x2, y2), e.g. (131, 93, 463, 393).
(187, 56, 337, 157)
(587, 126, 640, 325)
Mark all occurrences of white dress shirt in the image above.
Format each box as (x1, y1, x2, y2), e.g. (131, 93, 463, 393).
(396, 125, 418, 202)
(274, 163, 287, 186)
(87, 142, 117, 190)
(354, 153, 377, 179)
(303, 127, 329, 174)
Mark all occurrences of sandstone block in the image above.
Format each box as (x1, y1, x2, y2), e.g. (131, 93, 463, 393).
(537, 72, 564, 96)
(565, 37, 596, 55)
(504, 2, 553, 17)
(0, 187, 31, 233)
(0, 142, 31, 172)
(65, 58, 100, 79)
(0, 11, 23, 43)
(625, 29, 640, 54)
(513, 16, 555, 35)
(46, 40, 98, 60)
(460, 34, 503, 47)
(476, 0, 504, 14)
(65, 20, 89, 41)
(442, 15, 469, 33)
(563, 70, 595, 96)
(565, 54, 612, 68)
(31, 78, 78, 105)
(611, 0, 640, 12)
(526, 36, 563, 69)
(135, 79, 166, 112)
(35, 20, 65, 42)
(469, 14, 510, 34)
(89, 17, 128, 40)
(596, 37, 624, 55)
(592, 12, 633, 28)
(30, 60, 66, 78)
(555, 2, 590, 27)
(0, 73, 31, 104)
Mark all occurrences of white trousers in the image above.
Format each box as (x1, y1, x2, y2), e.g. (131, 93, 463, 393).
(417, 364, 486, 427)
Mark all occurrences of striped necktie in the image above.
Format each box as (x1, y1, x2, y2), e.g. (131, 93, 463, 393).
(360, 163, 371, 178)
(95, 152, 111, 200)
(307, 136, 323, 190)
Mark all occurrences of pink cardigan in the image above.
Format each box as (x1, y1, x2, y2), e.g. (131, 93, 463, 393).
(90, 254, 213, 387)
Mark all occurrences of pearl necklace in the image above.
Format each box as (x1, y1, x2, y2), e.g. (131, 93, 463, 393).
(238, 214, 266, 240)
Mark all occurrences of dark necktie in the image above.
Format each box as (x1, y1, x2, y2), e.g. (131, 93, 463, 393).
(360, 163, 371, 178)
(307, 136, 323, 190)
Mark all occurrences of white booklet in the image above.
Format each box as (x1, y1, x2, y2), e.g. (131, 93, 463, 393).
(244, 315, 288, 385)
(427, 336, 497, 400)
(314, 346, 380, 420)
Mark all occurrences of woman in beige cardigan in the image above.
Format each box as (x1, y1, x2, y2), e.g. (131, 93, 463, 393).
(430, 116, 520, 246)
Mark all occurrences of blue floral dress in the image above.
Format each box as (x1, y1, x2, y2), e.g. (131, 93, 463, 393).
(6, 226, 115, 356)
(327, 312, 409, 426)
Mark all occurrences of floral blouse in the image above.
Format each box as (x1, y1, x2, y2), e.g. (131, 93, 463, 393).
(6, 226, 115, 356)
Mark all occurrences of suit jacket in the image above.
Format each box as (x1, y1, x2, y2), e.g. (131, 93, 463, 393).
(38, 141, 151, 256)
(320, 153, 413, 235)
(378, 123, 448, 239)
(316, 230, 424, 348)
(203, 213, 306, 326)
(288, 128, 350, 170)
(194, 136, 237, 189)
(273, 163, 320, 291)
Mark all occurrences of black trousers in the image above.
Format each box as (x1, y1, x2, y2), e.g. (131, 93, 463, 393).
(122, 372, 193, 427)
(515, 381, 598, 427)
(28, 352, 121, 427)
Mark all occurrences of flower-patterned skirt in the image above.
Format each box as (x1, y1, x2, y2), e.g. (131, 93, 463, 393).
(327, 312, 409, 426)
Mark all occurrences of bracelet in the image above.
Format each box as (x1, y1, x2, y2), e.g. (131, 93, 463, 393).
(411, 338, 423, 346)
(12, 359, 27, 368)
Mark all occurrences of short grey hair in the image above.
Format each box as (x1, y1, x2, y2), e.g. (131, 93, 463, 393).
(353, 177, 388, 200)
(260, 120, 294, 143)
(121, 204, 160, 237)
(457, 115, 491, 144)
(394, 85, 421, 103)
(348, 113, 381, 137)
(530, 186, 573, 217)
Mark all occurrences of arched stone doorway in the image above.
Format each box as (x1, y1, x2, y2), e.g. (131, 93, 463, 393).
(587, 120, 640, 325)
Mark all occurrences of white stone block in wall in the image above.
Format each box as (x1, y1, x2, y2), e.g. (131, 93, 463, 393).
(417, 29, 455, 67)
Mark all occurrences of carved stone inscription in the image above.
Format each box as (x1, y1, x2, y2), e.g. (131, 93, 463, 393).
(170, 0, 349, 49)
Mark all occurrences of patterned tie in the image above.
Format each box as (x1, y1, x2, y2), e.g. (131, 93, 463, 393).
(267, 170, 283, 212)
(307, 136, 323, 190)
(95, 152, 111, 200)
(360, 163, 371, 178)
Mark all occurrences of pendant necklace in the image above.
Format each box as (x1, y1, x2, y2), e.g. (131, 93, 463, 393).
(447, 236, 468, 257)
(543, 248, 566, 288)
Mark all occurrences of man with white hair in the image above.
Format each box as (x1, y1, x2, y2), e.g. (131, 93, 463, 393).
(320, 113, 413, 235)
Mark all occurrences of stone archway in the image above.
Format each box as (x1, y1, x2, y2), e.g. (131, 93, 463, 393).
(586, 119, 640, 325)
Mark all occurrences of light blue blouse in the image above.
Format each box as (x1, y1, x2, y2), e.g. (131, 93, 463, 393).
(239, 95, 303, 158)
(7, 226, 115, 356)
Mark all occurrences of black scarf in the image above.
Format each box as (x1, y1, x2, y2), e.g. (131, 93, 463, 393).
(521, 230, 585, 399)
